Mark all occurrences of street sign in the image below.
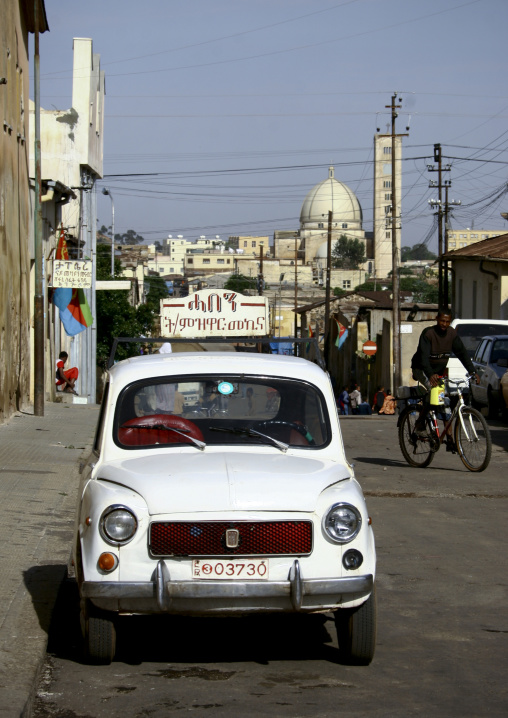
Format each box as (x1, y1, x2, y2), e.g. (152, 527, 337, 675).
(362, 340, 377, 356)
(160, 289, 270, 338)
(51, 259, 92, 288)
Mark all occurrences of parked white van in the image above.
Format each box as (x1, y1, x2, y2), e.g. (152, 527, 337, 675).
(447, 319, 508, 386)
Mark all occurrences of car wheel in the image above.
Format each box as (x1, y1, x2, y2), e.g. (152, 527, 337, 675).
(334, 584, 377, 665)
(81, 598, 116, 664)
(487, 388, 499, 419)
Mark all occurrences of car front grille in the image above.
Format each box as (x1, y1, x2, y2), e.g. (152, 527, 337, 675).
(149, 520, 313, 557)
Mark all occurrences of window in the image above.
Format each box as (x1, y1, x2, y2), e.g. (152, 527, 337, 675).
(187, 258, 193, 264)
(217, 259, 225, 264)
(386, 231, 391, 239)
(318, 222, 324, 229)
(383, 146, 392, 154)
(385, 193, 392, 201)
(385, 205, 392, 215)
(342, 280, 351, 289)
(170, 268, 174, 273)
(482, 234, 487, 239)
(449, 242, 456, 248)
(342, 223, 348, 229)
(252, 241, 256, 248)
(243, 241, 248, 247)
(202, 259, 210, 264)
(383, 180, 391, 188)
(227, 259, 231, 264)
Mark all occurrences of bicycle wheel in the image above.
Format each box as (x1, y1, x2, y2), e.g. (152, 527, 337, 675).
(454, 406, 492, 472)
(398, 406, 435, 468)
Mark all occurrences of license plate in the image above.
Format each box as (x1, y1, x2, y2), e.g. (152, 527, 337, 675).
(192, 559, 269, 580)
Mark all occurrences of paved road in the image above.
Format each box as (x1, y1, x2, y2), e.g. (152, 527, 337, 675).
(32, 415, 508, 718)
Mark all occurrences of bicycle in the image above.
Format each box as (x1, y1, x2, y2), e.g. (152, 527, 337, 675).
(398, 375, 492, 472)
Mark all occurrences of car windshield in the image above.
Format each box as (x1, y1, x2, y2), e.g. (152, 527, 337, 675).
(114, 375, 330, 450)
(455, 324, 508, 358)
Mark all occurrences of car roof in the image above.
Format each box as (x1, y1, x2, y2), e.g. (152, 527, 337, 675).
(476, 335, 508, 341)
(108, 351, 328, 389)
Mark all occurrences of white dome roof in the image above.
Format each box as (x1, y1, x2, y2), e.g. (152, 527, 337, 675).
(300, 167, 363, 227)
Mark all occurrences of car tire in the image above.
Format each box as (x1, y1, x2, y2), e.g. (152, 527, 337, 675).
(487, 388, 499, 419)
(334, 584, 377, 665)
(81, 598, 116, 665)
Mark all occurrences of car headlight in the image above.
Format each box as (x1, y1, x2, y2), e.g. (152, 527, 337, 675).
(100, 504, 138, 545)
(323, 503, 362, 543)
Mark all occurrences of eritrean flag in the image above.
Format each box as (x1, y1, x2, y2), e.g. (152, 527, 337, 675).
(335, 319, 348, 349)
(55, 224, 69, 260)
(52, 227, 93, 336)
(53, 287, 93, 336)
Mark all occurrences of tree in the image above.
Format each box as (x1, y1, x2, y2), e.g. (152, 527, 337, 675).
(331, 235, 366, 270)
(223, 273, 257, 293)
(95, 245, 170, 367)
(115, 229, 145, 246)
(401, 244, 437, 262)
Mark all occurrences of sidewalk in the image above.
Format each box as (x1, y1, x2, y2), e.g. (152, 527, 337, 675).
(0, 401, 99, 718)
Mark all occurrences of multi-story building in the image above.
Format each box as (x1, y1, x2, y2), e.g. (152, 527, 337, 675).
(372, 134, 403, 279)
(229, 235, 269, 256)
(447, 229, 505, 251)
(29, 37, 105, 404)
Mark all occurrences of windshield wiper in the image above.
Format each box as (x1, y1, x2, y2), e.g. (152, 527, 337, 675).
(209, 426, 289, 453)
(120, 423, 206, 451)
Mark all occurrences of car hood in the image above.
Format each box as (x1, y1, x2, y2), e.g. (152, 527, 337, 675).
(98, 451, 351, 514)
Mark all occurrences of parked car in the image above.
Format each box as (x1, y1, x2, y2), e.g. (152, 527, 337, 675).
(447, 319, 508, 388)
(471, 335, 508, 417)
(75, 349, 377, 665)
(500, 368, 508, 421)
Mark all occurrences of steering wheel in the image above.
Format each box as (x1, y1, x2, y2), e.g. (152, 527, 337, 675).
(119, 414, 204, 446)
(253, 420, 315, 446)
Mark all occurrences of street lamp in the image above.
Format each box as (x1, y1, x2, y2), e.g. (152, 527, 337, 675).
(102, 187, 115, 276)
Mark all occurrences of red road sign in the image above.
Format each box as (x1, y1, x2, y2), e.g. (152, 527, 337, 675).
(362, 340, 377, 356)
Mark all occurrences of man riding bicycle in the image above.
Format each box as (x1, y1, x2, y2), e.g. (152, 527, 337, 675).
(411, 308, 479, 444)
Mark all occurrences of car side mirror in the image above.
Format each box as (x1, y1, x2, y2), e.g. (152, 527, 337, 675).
(497, 358, 508, 368)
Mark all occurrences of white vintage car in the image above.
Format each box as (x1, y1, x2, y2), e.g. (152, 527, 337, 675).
(75, 350, 376, 664)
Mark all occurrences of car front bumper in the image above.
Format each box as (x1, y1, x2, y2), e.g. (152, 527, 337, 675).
(82, 559, 374, 615)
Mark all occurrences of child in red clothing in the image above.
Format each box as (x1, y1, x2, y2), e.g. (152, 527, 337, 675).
(55, 351, 79, 395)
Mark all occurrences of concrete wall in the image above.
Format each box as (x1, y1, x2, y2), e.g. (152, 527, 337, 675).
(453, 258, 508, 320)
(0, 3, 31, 422)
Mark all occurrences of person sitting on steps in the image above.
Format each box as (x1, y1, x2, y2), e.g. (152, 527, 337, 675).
(55, 351, 79, 395)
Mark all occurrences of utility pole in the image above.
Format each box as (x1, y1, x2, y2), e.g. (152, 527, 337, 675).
(33, 1, 44, 416)
(427, 144, 451, 307)
(386, 93, 408, 394)
(294, 236, 298, 339)
(324, 210, 332, 368)
(258, 245, 264, 296)
(443, 181, 460, 306)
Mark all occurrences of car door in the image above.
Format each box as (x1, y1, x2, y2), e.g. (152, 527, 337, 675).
(474, 339, 491, 405)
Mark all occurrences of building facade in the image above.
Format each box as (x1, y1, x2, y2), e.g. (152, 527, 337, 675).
(373, 134, 402, 280)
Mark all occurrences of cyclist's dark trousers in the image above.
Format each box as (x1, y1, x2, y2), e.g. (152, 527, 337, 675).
(412, 368, 431, 427)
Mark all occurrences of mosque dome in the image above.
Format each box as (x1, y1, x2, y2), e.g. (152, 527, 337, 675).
(300, 166, 363, 228)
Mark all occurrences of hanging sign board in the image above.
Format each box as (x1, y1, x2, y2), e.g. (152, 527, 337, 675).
(160, 290, 270, 338)
(51, 259, 92, 288)
(362, 340, 377, 356)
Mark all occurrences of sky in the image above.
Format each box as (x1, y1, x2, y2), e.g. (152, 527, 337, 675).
(32, 0, 508, 253)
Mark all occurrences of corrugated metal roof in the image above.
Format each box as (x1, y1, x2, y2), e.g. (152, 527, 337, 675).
(444, 233, 508, 260)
